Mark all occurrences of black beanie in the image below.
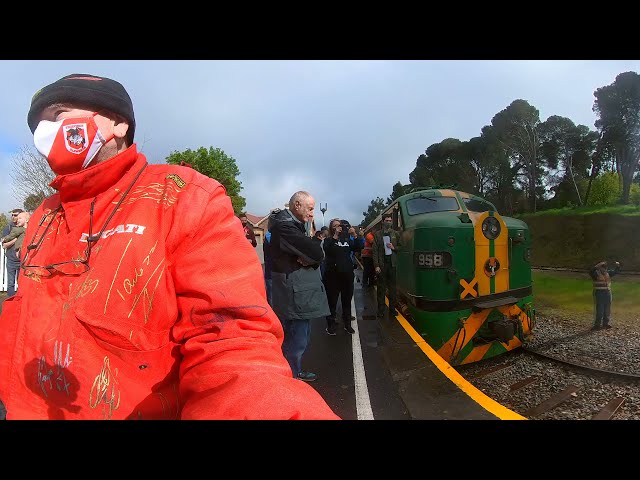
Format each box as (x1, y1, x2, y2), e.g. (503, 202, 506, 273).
(27, 73, 136, 145)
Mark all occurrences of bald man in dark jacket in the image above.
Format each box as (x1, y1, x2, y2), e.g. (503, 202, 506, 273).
(268, 191, 330, 382)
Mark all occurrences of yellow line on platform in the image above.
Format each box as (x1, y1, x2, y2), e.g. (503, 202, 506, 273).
(390, 305, 527, 420)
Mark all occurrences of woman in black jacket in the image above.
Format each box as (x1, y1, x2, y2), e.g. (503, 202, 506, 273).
(323, 218, 361, 335)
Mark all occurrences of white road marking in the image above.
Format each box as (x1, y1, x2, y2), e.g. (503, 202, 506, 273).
(351, 296, 374, 420)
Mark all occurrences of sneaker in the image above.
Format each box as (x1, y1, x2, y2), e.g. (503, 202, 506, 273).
(297, 371, 317, 382)
(602, 324, 612, 329)
(344, 324, 355, 334)
(326, 325, 337, 336)
(591, 325, 602, 331)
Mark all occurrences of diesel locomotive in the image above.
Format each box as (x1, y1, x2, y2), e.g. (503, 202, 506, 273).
(365, 187, 535, 365)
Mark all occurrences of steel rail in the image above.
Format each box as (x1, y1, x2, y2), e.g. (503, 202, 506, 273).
(522, 346, 640, 381)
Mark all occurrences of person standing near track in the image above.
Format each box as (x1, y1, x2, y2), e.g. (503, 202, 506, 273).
(269, 191, 331, 382)
(589, 260, 621, 331)
(323, 218, 360, 335)
(372, 212, 401, 319)
(361, 230, 375, 288)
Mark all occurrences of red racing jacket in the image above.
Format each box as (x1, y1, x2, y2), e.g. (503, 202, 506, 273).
(0, 145, 340, 420)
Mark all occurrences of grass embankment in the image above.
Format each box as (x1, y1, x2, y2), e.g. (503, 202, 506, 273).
(518, 204, 640, 218)
(532, 270, 640, 327)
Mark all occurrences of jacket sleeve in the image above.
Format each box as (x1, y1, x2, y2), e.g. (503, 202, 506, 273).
(169, 184, 339, 419)
(278, 221, 324, 265)
(393, 230, 401, 250)
(372, 234, 380, 269)
(608, 263, 621, 277)
(2, 227, 23, 243)
(248, 228, 257, 248)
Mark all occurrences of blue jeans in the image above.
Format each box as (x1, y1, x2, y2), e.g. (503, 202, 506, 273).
(593, 289, 612, 326)
(280, 318, 312, 378)
(5, 260, 19, 297)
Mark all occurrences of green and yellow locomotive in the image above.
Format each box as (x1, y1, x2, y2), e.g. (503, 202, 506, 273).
(365, 187, 535, 366)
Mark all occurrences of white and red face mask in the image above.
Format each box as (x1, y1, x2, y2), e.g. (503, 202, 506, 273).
(33, 112, 113, 175)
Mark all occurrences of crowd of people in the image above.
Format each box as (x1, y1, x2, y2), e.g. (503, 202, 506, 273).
(244, 207, 399, 383)
(0, 71, 391, 420)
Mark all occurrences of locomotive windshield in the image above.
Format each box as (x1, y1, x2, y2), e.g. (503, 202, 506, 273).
(463, 198, 496, 213)
(406, 196, 459, 215)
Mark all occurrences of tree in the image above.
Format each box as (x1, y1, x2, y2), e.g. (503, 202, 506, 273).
(361, 196, 386, 227)
(584, 136, 616, 206)
(0, 213, 8, 233)
(476, 125, 521, 214)
(593, 71, 640, 204)
(387, 181, 407, 205)
(24, 192, 46, 212)
(165, 147, 246, 215)
(408, 138, 476, 192)
(463, 133, 510, 197)
(10, 145, 56, 207)
(490, 100, 543, 212)
(537, 116, 599, 207)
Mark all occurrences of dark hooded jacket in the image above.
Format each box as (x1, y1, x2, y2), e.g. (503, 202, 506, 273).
(268, 208, 323, 274)
(268, 208, 330, 320)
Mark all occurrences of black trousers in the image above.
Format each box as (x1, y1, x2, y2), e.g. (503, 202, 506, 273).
(377, 256, 397, 315)
(362, 256, 375, 287)
(324, 270, 355, 326)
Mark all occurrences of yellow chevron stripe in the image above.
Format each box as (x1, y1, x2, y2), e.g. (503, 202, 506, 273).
(437, 309, 491, 361)
(460, 343, 492, 364)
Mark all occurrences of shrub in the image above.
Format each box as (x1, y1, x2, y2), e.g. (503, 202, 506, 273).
(630, 183, 640, 206)
(587, 172, 622, 206)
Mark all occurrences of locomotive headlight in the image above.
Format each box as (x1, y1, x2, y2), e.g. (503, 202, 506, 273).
(481, 217, 501, 240)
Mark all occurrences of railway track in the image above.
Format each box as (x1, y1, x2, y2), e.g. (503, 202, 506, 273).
(522, 345, 640, 381)
(458, 339, 640, 420)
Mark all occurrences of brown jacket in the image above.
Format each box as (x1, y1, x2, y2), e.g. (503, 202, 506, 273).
(372, 228, 401, 270)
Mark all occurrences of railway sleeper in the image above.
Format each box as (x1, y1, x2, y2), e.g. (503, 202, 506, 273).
(523, 385, 580, 418)
(591, 397, 625, 420)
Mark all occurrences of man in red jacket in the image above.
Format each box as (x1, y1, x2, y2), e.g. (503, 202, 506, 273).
(0, 73, 340, 420)
(239, 214, 258, 248)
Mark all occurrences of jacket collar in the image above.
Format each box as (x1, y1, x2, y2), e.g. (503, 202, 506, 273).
(50, 144, 141, 203)
(285, 208, 303, 225)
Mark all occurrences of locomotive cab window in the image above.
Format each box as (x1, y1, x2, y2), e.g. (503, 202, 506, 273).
(463, 198, 497, 213)
(406, 196, 459, 215)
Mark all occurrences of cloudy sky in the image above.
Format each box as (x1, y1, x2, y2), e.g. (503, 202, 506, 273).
(1, 60, 639, 226)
